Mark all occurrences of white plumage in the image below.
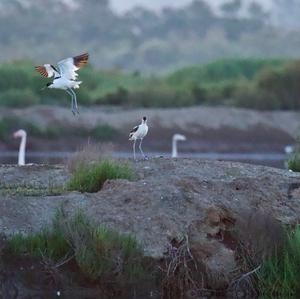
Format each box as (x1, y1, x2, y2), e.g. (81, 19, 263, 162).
(13, 129, 27, 166)
(172, 134, 187, 158)
(35, 53, 89, 115)
(129, 116, 148, 160)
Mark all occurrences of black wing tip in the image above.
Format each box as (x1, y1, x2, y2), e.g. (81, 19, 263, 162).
(130, 125, 139, 134)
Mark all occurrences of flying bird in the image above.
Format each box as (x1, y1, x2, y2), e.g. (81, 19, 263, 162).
(35, 53, 89, 115)
(129, 116, 148, 160)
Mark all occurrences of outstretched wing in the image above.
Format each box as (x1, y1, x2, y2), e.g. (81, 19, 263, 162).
(35, 64, 59, 78)
(57, 53, 89, 80)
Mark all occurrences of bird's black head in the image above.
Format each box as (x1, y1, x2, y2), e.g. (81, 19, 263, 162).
(143, 116, 147, 121)
(46, 82, 53, 87)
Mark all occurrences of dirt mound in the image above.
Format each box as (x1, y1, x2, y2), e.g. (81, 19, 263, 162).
(0, 158, 299, 296)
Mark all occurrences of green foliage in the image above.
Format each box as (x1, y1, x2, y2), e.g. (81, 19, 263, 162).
(0, 89, 39, 107)
(0, 116, 59, 141)
(126, 86, 196, 108)
(288, 155, 300, 172)
(0, 57, 299, 110)
(8, 228, 69, 259)
(258, 227, 300, 298)
(75, 224, 144, 281)
(166, 59, 286, 86)
(230, 82, 281, 110)
(255, 62, 300, 110)
(68, 159, 134, 193)
(58, 210, 145, 283)
(7, 210, 145, 284)
(92, 124, 118, 140)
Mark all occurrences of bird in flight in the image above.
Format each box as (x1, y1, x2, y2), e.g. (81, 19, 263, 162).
(35, 53, 89, 115)
(129, 116, 149, 160)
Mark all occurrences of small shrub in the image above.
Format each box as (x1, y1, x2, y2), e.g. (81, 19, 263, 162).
(66, 143, 113, 173)
(258, 226, 300, 298)
(0, 89, 39, 107)
(288, 154, 300, 172)
(7, 228, 69, 259)
(92, 124, 118, 140)
(0, 116, 54, 140)
(57, 210, 145, 283)
(97, 87, 129, 105)
(68, 159, 134, 193)
(0, 117, 13, 140)
(231, 211, 285, 297)
(74, 225, 144, 281)
(7, 210, 145, 284)
(231, 82, 281, 110)
(127, 86, 196, 108)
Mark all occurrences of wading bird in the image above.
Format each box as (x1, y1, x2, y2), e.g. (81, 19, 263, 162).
(129, 116, 148, 160)
(172, 134, 186, 158)
(35, 53, 89, 115)
(13, 129, 27, 166)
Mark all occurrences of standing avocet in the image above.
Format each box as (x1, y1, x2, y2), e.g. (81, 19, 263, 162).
(129, 116, 148, 160)
(35, 53, 89, 115)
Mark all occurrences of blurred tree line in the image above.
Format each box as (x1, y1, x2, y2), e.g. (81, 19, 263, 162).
(0, 0, 299, 72)
(2, 57, 300, 111)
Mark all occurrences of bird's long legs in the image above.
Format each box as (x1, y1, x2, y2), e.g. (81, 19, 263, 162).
(69, 88, 79, 114)
(66, 89, 75, 115)
(133, 140, 136, 161)
(139, 139, 145, 158)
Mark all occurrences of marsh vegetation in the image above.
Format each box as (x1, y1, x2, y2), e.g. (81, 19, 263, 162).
(1, 58, 300, 111)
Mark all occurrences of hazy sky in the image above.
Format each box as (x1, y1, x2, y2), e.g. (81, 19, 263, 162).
(110, 0, 273, 13)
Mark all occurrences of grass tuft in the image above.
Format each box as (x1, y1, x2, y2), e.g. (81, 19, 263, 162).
(258, 226, 300, 297)
(66, 143, 112, 173)
(92, 124, 119, 140)
(67, 158, 134, 193)
(288, 154, 300, 172)
(8, 228, 69, 260)
(7, 209, 145, 284)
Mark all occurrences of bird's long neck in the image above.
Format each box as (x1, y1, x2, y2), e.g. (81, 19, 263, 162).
(172, 139, 178, 158)
(18, 135, 26, 166)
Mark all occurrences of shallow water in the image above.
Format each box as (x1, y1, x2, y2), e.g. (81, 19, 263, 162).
(0, 151, 288, 169)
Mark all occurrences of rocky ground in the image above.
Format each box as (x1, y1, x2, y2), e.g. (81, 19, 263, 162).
(0, 158, 300, 298)
(0, 105, 299, 153)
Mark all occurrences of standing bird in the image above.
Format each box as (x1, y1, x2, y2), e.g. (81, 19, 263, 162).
(129, 116, 148, 160)
(172, 134, 187, 158)
(13, 129, 27, 166)
(35, 53, 89, 115)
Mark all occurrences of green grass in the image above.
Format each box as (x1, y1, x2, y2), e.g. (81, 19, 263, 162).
(288, 155, 300, 172)
(258, 227, 300, 298)
(67, 159, 134, 193)
(74, 224, 145, 281)
(8, 228, 69, 259)
(7, 210, 145, 283)
(0, 185, 65, 197)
